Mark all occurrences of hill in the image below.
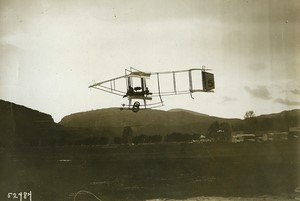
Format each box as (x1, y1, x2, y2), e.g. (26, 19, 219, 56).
(59, 108, 300, 141)
(59, 108, 241, 138)
(241, 109, 300, 133)
(168, 108, 209, 117)
(0, 99, 55, 146)
(1, 99, 299, 146)
(0, 99, 99, 147)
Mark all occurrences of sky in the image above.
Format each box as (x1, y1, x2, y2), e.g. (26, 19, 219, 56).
(0, 0, 299, 122)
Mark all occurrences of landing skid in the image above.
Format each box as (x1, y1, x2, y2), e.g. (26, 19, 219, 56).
(120, 101, 164, 112)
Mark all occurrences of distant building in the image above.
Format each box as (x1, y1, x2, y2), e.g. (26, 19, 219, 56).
(231, 131, 243, 143)
(231, 133, 255, 143)
(289, 127, 300, 139)
(262, 132, 288, 141)
(231, 135, 244, 143)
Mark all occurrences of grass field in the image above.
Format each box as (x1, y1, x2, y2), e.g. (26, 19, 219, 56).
(0, 141, 299, 201)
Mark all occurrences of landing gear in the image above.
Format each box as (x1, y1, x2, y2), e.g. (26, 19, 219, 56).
(120, 101, 142, 112)
(132, 101, 140, 112)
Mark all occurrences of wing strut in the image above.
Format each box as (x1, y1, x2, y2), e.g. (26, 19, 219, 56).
(173, 72, 177, 94)
(156, 73, 163, 104)
(188, 70, 194, 99)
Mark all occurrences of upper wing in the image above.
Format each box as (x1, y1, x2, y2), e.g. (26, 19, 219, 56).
(147, 68, 215, 97)
(89, 68, 215, 98)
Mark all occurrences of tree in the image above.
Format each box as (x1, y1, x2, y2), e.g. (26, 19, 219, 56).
(122, 126, 133, 144)
(98, 136, 109, 145)
(206, 121, 220, 140)
(132, 134, 148, 144)
(219, 122, 232, 141)
(206, 121, 232, 142)
(165, 132, 193, 142)
(260, 118, 272, 131)
(244, 111, 256, 119)
(243, 111, 258, 133)
(132, 134, 163, 144)
(114, 137, 122, 144)
(149, 135, 162, 143)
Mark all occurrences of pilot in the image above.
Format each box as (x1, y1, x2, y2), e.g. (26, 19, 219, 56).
(134, 86, 142, 91)
(145, 87, 150, 95)
(123, 86, 134, 97)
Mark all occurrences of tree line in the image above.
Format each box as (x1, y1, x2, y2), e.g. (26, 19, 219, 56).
(5, 110, 297, 147)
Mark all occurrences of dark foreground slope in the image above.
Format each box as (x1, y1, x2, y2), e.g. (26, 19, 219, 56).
(0, 99, 100, 147)
(0, 99, 56, 146)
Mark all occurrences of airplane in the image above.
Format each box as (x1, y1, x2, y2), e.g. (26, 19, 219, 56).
(89, 66, 215, 112)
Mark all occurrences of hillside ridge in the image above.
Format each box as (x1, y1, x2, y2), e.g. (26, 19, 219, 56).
(59, 107, 300, 138)
(1, 99, 299, 146)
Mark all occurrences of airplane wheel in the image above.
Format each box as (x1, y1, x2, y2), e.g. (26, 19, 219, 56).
(133, 101, 140, 107)
(120, 107, 123, 111)
(132, 105, 140, 112)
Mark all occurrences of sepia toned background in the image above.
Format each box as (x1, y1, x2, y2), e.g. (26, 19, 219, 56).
(1, 1, 300, 201)
(1, 0, 299, 122)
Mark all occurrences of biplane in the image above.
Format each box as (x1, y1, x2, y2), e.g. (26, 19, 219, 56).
(89, 67, 215, 112)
